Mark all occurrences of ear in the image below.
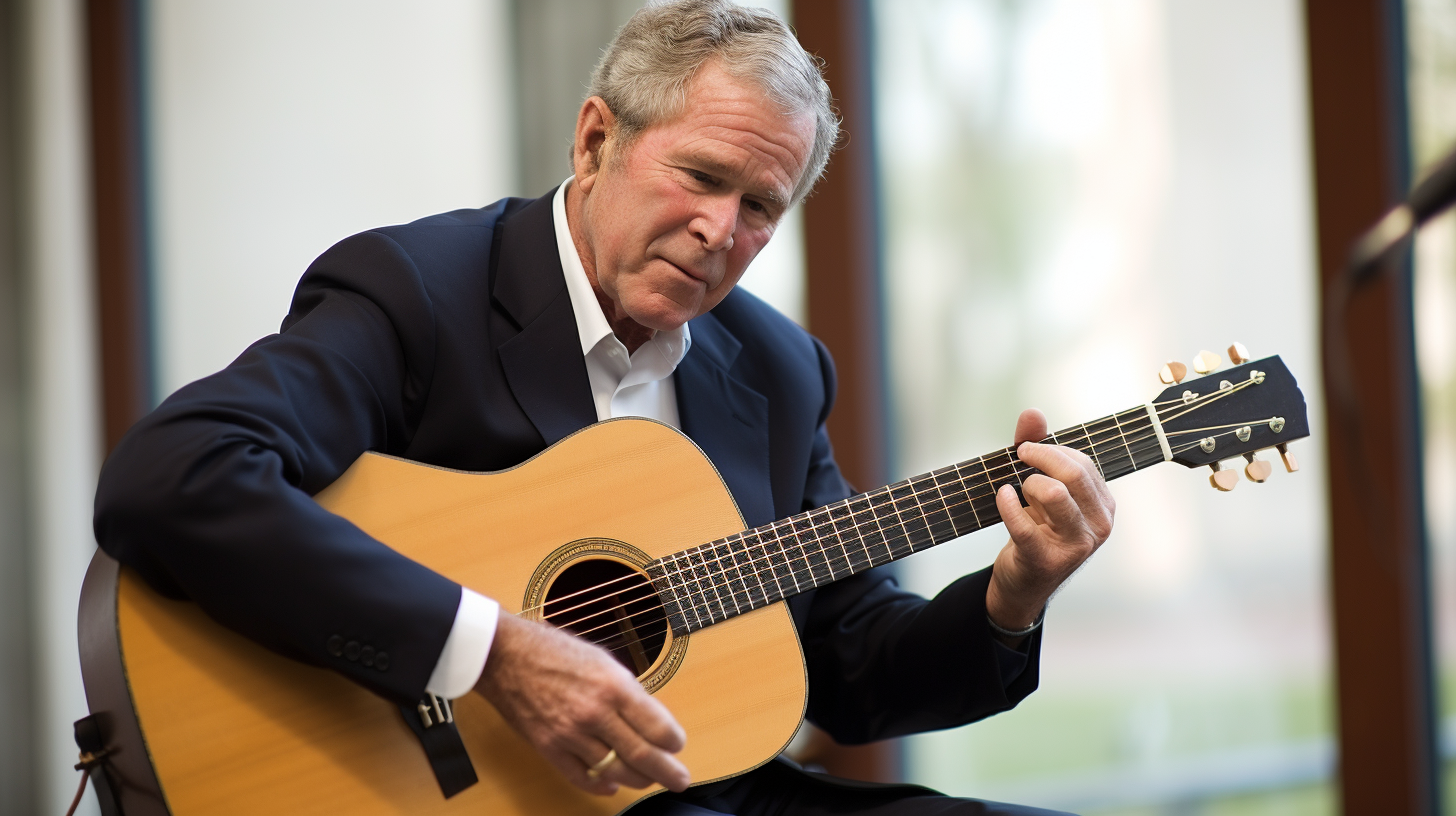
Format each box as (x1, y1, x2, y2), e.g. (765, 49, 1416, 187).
(572, 97, 616, 194)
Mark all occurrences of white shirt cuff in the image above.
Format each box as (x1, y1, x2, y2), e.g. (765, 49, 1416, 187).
(425, 587, 500, 700)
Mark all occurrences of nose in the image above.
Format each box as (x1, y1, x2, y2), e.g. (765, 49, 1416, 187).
(690, 196, 738, 252)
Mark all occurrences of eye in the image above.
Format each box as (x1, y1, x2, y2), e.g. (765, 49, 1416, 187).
(687, 169, 717, 186)
(743, 198, 766, 214)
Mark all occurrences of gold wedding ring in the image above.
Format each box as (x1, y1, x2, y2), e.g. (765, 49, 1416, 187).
(586, 748, 618, 781)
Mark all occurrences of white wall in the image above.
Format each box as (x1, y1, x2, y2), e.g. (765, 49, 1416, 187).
(147, 0, 518, 395)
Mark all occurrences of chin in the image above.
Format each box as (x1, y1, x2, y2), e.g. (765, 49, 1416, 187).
(627, 297, 701, 332)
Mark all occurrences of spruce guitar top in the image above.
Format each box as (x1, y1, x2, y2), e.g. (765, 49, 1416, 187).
(78, 350, 1309, 816)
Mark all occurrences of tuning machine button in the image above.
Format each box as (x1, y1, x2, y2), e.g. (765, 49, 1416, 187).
(1277, 443, 1299, 473)
(1208, 462, 1239, 491)
(1159, 361, 1188, 385)
(1243, 453, 1272, 483)
(1228, 342, 1250, 365)
(1193, 350, 1222, 375)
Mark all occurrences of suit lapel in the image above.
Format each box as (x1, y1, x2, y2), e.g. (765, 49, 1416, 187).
(676, 313, 775, 527)
(493, 191, 597, 446)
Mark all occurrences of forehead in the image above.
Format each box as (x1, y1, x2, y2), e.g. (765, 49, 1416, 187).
(638, 62, 815, 205)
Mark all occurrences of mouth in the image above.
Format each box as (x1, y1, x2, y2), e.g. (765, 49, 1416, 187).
(664, 259, 711, 287)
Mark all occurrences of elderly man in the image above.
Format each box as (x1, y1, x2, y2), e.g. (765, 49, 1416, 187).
(94, 2, 1112, 814)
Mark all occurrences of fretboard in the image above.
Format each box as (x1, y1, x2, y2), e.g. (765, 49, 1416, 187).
(645, 404, 1168, 634)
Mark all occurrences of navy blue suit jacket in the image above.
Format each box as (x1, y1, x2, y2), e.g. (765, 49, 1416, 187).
(93, 191, 1040, 744)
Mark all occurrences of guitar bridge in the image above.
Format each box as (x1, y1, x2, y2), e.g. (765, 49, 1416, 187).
(416, 693, 454, 728)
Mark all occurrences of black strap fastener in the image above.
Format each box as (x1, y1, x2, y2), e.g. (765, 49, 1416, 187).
(398, 694, 478, 798)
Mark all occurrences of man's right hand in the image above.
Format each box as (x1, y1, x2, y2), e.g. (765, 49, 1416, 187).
(474, 613, 690, 796)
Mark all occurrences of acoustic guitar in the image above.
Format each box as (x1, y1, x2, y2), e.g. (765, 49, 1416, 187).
(77, 351, 1309, 816)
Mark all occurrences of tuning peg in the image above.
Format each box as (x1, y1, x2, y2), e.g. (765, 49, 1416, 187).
(1243, 453, 1272, 483)
(1193, 350, 1222, 375)
(1158, 361, 1188, 384)
(1209, 462, 1239, 491)
(1228, 342, 1250, 365)
(1277, 443, 1299, 473)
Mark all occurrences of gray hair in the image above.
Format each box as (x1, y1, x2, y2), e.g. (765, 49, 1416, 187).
(586, 0, 839, 205)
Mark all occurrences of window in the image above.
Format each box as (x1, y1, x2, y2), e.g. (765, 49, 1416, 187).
(873, 1, 1334, 811)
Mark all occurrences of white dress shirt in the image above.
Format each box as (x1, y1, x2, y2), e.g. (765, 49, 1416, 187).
(425, 178, 692, 699)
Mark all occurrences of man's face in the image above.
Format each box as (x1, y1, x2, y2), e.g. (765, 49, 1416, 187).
(572, 61, 815, 333)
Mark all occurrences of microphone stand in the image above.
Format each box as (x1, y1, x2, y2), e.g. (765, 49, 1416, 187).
(1325, 142, 1456, 571)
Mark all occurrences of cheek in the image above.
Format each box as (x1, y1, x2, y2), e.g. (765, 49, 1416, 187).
(719, 230, 773, 287)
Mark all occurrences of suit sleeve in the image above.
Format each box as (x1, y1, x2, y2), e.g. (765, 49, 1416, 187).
(789, 339, 1043, 744)
(93, 230, 461, 705)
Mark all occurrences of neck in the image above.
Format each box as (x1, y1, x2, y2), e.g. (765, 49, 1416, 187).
(565, 179, 656, 354)
(647, 405, 1166, 634)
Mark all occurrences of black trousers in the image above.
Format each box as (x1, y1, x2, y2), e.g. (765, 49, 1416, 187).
(626, 759, 1075, 816)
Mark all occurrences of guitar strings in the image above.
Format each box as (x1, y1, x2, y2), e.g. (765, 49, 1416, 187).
(528, 384, 1263, 627)
(534, 417, 1157, 634)
(550, 416, 1178, 640)
(566, 423, 1270, 650)
(526, 402, 1158, 621)
(570, 424, 1280, 643)
(520, 384, 1244, 619)
(565, 421, 1256, 648)
(532, 382, 1269, 636)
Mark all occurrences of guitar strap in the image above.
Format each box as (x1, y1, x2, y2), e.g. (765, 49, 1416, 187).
(398, 694, 478, 798)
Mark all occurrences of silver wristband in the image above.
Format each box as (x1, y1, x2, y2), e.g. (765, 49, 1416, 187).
(987, 605, 1046, 638)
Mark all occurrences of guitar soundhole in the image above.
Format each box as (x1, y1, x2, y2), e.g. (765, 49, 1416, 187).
(543, 559, 668, 678)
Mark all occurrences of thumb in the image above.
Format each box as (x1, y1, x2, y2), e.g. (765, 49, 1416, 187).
(1014, 408, 1048, 446)
(995, 483, 1038, 543)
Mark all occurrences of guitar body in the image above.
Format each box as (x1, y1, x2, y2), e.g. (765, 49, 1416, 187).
(81, 419, 808, 816)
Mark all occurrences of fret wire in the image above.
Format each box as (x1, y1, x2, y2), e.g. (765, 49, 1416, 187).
(889, 481, 930, 553)
(772, 519, 799, 600)
(862, 489, 901, 566)
(1078, 422, 1105, 476)
(664, 553, 697, 631)
(717, 539, 744, 618)
(934, 467, 974, 537)
(869, 483, 909, 557)
(903, 472, 944, 553)
(797, 515, 821, 585)
(803, 506, 836, 585)
(743, 530, 772, 607)
(835, 499, 873, 573)
(775, 519, 804, 596)
(700, 545, 731, 623)
(686, 545, 713, 626)
(727, 534, 757, 611)
(1111, 412, 1137, 473)
(844, 494, 883, 566)
(922, 471, 960, 543)
(822, 504, 854, 579)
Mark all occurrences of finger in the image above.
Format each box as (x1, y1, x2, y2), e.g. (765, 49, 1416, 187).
(619, 685, 687, 752)
(1014, 408, 1048, 446)
(1017, 443, 1102, 515)
(547, 742, 619, 796)
(596, 747, 655, 790)
(1020, 473, 1079, 532)
(600, 710, 691, 792)
(996, 483, 1040, 544)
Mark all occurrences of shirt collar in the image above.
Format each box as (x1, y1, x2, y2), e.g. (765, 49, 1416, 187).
(551, 178, 691, 363)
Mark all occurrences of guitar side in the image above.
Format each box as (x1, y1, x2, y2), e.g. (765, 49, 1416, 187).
(81, 419, 808, 816)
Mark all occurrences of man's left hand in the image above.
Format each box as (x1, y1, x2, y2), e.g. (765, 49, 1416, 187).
(987, 408, 1115, 644)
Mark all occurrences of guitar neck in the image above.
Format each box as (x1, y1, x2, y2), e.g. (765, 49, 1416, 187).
(647, 403, 1169, 634)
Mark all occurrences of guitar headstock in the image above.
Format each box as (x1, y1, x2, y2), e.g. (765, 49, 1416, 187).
(1150, 347, 1309, 490)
